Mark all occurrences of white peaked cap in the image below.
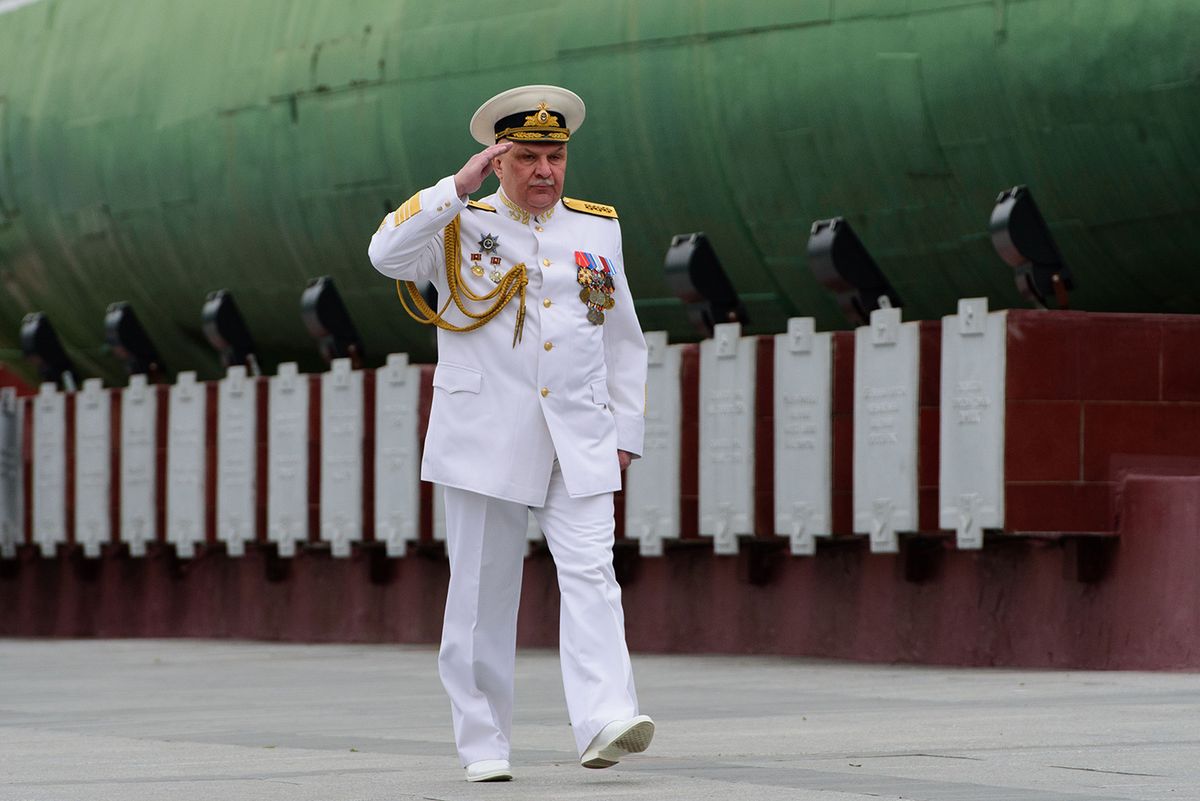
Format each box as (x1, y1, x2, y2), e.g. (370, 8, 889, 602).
(469, 84, 586, 146)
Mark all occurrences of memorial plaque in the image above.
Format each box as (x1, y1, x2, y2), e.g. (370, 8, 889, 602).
(374, 354, 421, 557)
(74, 378, 111, 558)
(268, 363, 309, 557)
(32, 382, 66, 557)
(217, 366, 256, 557)
(774, 318, 833, 556)
(0, 388, 22, 558)
(320, 358, 362, 557)
(939, 298, 1007, 549)
(167, 371, 206, 558)
(853, 306, 919, 553)
(698, 322, 756, 555)
(624, 331, 682, 557)
(120, 375, 157, 557)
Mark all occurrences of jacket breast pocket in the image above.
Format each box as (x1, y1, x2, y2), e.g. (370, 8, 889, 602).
(590, 380, 610, 408)
(433, 362, 482, 394)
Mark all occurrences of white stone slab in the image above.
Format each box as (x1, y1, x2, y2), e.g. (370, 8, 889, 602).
(217, 366, 256, 557)
(32, 382, 66, 557)
(320, 359, 362, 557)
(0, 388, 22, 558)
(166, 371, 206, 558)
(940, 298, 1007, 549)
(624, 332, 682, 557)
(853, 306, 920, 553)
(74, 378, 110, 558)
(774, 318, 833, 556)
(699, 322, 756, 555)
(267, 363, 309, 558)
(120, 375, 157, 557)
(373, 354, 421, 557)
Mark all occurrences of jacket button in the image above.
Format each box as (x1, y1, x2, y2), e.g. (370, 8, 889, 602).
(543, 298, 552, 308)
(535, 225, 544, 232)
(542, 258, 551, 267)
(544, 341, 553, 351)
(540, 387, 550, 397)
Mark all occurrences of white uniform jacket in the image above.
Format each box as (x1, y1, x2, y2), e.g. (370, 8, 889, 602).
(368, 176, 647, 507)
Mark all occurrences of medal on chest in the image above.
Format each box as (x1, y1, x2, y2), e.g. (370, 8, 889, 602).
(574, 251, 616, 325)
(478, 233, 505, 283)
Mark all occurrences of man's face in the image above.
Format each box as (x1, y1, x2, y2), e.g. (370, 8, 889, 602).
(493, 142, 568, 214)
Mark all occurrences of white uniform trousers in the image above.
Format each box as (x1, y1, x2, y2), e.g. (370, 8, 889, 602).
(437, 462, 639, 765)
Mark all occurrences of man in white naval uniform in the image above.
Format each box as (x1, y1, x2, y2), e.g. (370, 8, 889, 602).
(368, 85, 653, 782)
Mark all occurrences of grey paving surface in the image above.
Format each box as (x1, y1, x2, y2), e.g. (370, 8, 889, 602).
(0, 640, 1197, 800)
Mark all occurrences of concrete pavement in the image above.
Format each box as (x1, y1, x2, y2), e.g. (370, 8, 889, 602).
(1, 639, 1197, 800)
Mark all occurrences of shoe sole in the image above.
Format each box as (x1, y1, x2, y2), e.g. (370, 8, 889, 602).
(581, 719, 655, 769)
(466, 771, 512, 782)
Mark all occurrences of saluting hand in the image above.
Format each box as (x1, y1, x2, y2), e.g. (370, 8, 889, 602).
(454, 141, 513, 198)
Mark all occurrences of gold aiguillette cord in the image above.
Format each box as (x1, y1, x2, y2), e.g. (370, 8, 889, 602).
(396, 216, 527, 346)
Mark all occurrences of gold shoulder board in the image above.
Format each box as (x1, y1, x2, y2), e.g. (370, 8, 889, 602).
(562, 197, 618, 219)
(467, 199, 496, 212)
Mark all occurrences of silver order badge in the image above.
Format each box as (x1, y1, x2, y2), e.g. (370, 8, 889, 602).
(478, 233, 499, 254)
(478, 233, 503, 283)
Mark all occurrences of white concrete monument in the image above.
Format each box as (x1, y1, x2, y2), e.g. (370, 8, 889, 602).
(320, 358, 362, 557)
(216, 365, 256, 557)
(624, 331, 682, 557)
(166, 371, 206, 558)
(32, 382, 66, 557)
(774, 318, 833, 556)
(699, 322, 757, 555)
(267, 362, 309, 557)
(0, 388, 23, 558)
(74, 378, 110, 558)
(853, 304, 920, 554)
(374, 354, 421, 557)
(120, 375, 157, 557)
(939, 298, 1007, 549)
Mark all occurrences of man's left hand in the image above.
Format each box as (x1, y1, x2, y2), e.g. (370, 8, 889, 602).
(618, 450, 633, 471)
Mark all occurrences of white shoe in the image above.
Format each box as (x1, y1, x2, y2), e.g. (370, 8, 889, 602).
(579, 715, 655, 769)
(465, 759, 512, 782)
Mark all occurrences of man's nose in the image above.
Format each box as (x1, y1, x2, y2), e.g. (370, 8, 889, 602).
(533, 158, 552, 177)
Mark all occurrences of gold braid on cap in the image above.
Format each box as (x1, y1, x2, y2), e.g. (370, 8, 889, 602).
(498, 128, 570, 142)
(395, 216, 527, 346)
